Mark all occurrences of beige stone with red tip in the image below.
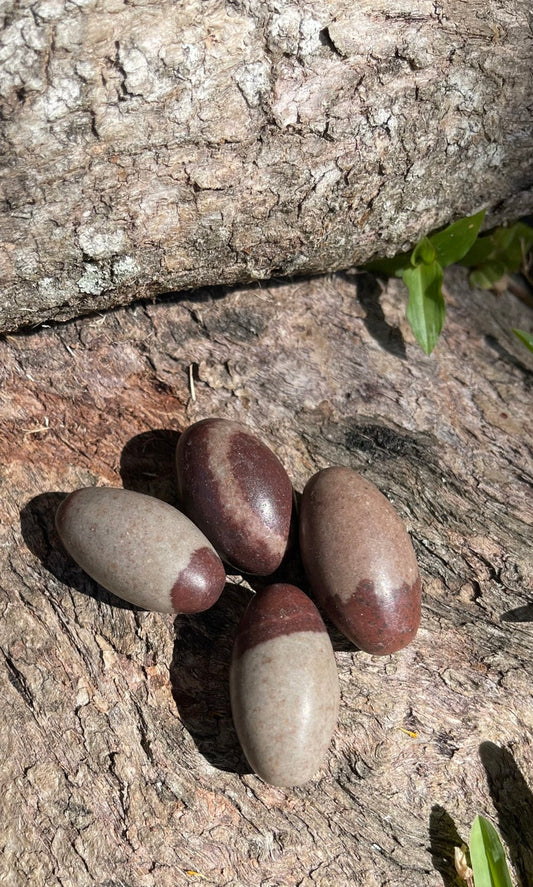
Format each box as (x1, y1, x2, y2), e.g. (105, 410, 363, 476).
(56, 487, 226, 613)
(230, 583, 339, 787)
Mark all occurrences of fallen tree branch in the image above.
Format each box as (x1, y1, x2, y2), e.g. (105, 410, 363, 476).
(1, 0, 532, 331)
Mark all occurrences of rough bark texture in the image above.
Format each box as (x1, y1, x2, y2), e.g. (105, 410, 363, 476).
(1, 268, 532, 886)
(2, 0, 533, 333)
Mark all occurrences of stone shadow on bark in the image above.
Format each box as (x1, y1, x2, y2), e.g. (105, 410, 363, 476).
(479, 741, 533, 887)
(484, 334, 533, 378)
(428, 805, 466, 887)
(170, 581, 253, 775)
(119, 428, 181, 506)
(339, 270, 407, 359)
(20, 491, 140, 610)
(500, 602, 533, 622)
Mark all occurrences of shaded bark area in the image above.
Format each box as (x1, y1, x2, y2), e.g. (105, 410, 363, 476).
(1, 0, 533, 332)
(0, 268, 532, 886)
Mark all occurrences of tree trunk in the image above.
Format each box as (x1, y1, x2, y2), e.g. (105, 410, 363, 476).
(1, 0, 533, 333)
(1, 267, 532, 886)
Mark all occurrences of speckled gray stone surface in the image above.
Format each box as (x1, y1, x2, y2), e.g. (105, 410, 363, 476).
(300, 466, 421, 654)
(230, 584, 339, 786)
(56, 487, 226, 613)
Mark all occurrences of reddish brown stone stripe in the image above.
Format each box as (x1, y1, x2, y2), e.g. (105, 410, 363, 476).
(177, 420, 222, 530)
(178, 424, 271, 572)
(326, 576, 422, 654)
(177, 418, 293, 575)
(170, 547, 226, 614)
(229, 432, 293, 533)
(233, 583, 327, 658)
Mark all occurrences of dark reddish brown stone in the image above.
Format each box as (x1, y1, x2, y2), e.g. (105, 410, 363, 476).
(176, 418, 293, 575)
(230, 583, 339, 786)
(232, 583, 327, 658)
(170, 547, 227, 614)
(299, 466, 421, 655)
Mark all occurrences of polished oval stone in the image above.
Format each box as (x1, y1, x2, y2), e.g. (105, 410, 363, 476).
(230, 583, 339, 786)
(176, 418, 293, 575)
(55, 487, 226, 613)
(299, 466, 421, 655)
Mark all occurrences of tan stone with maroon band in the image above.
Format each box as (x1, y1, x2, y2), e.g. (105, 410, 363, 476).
(55, 487, 226, 614)
(176, 418, 293, 575)
(300, 466, 421, 655)
(230, 584, 339, 787)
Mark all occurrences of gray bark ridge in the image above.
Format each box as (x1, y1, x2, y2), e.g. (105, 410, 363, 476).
(1, 0, 533, 332)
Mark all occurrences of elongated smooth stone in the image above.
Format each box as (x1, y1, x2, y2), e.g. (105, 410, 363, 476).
(176, 418, 293, 575)
(230, 583, 339, 786)
(299, 466, 421, 654)
(55, 487, 226, 613)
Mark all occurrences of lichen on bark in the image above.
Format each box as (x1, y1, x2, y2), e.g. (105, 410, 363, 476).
(1, 0, 532, 332)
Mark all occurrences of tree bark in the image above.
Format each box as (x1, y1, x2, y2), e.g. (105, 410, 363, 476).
(1, 0, 533, 333)
(1, 267, 532, 886)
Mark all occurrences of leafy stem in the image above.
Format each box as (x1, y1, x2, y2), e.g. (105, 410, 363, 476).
(459, 815, 514, 887)
(365, 213, 533, 355)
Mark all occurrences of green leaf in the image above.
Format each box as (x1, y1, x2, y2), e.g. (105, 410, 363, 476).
(411, 236, 436, 266)
(494, 222, 533, 253)
(491, 224, 533, 274)
(429, 209, 486, 268)
(403, 260, 445, 354)
(461, 235, 496, 268)
(513, 328, 533, 353)
(469, 815, 513, 887)
(462, 222, 533, 276)
(468, 261, 507, 290)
